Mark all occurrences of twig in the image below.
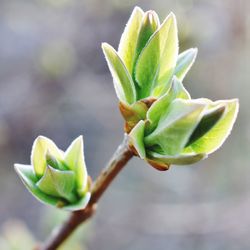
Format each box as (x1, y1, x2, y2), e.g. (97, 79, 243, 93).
(40, 134, 134, 250)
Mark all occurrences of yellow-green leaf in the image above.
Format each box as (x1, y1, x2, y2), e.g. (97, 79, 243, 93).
(189, 99, 239, 154)
(118, 6, 144, 74)
(36, 166, 76, 203)
(186, 104, 226, 146)
(146, 77, 190, 133)
(151, 13, 179, 97)
(129, 120, 146, 159)
(134, 10, 159, 64)
(102, 43, 136, 104)
(135, 13, 178, 98)
(31, 136, 63, 178)
(64, 136, 88, 196)
(147, 151, 207, 165)
(14, 164, 59, 206)
(145, 99, 206, 155)
(63, 192, 91, 211)
(175, 48, 197, 81)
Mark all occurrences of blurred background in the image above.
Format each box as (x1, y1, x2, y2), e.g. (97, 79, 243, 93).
(0, 0, 249, 249)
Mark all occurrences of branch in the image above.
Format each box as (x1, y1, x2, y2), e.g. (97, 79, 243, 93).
(40, 134, 134, 250)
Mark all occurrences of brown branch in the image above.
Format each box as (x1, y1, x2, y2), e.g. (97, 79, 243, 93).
(40, 134, 134, 250)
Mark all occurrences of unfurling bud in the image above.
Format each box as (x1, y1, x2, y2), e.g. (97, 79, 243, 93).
(15, 136, 91, 211)
(102, 6, 238, 169)
(102, 7, 198, 131)
(128, 78, 239, 170)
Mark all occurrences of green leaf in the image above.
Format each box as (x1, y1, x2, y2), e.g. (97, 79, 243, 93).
(64, 136, 88, 196)
(151, 13, 179, 97)
(147, 151, 207, 165)
(63, 192, 91, 211)
(134, 30, 160, 98)
(146, 77, 190, 133)
(135, 13, 178, 98)
(175, 48, 197, 81)
(135, 11, 159, 63)
(102, 43, 136, 104)
(118, 6, 144, 74)
(186, 104, 226, 146)
(36, 166, 76, 203)
(129, 120, 146, 158)
(14, 164, 60, 206)
(31, 136, 63, 178)
(46, 151, 66, 171)
(188, 99, 239, 154)
(144, 99, 206, 155)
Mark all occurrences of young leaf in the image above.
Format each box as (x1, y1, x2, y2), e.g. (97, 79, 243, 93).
(147, 77, 190, 133)
(63, 192, 91, 211)
(64, 136, 88, 196)
(135, 13, 178, 98)
(46, 151, 66, 171)
(186, 104, 226, 146)
(175, 48, 197, 81)
(144, 99, 206, 155)
(31, 136, 63, 178)
(147, 151, 207, 165)
(14, 164, 59, 206)
(151, 13, 179, 97)
(135, 11, 159, 63)
(102, 43, 136, 104)
(118, 6, 144, 74)
(136, 13, 180, 98)
(36, 166, 76, 203)
(134, 30, 160, 98)
(189, 99, 239, 154)
(129, 120, 146, 159)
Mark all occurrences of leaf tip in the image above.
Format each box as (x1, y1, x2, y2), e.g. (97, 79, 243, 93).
(133, 6, 144, 14)
(168, 11, 177, 23)
(190, 47, 198, 57)
(14, 163, 20, 173)
(101, 42, 109, 51)
(230, 98, 239, 118)
(74, 135, 84, 144)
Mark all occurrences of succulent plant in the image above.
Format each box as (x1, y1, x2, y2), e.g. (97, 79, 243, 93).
(14, 136, 90, 210)
(102, 6, 239, 170)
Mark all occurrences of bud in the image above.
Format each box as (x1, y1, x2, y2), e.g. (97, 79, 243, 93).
(102, 7, 198, 131)
(129, 78, 239, 170)
(14, 136, 91, 211)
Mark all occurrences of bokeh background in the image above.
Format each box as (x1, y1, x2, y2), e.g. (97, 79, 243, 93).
(0, 0, 249, 249)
